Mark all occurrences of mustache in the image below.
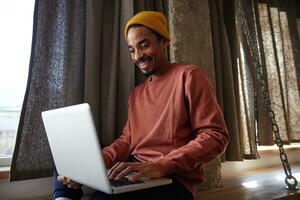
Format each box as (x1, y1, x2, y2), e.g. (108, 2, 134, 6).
(136, 55, 152, 65)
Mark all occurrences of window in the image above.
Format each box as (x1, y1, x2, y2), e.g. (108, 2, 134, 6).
(0, 0, 35, 166)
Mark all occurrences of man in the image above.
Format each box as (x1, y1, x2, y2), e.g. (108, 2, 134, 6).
(54, 11, 229, 200)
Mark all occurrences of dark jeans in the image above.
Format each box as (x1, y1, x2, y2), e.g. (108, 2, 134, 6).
(53, 156, 193, 200)
(53, 169, 193, 200)
(89, 179, 193, 200)
(53, 169, 83, 200)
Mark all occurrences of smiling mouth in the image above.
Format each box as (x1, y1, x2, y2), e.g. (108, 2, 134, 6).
(139, 61, 150, 69)
(136, 56, 153, 71)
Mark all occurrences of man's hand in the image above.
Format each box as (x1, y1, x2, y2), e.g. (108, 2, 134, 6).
(108, 162, 162, 182)
(57, 176, 81, 189)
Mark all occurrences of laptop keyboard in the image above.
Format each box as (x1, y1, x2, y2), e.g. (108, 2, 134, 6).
(110, 177, 144, 187)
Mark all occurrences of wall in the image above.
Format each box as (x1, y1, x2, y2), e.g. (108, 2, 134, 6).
(0, 176, 52, 200)
(168, 0, 222, 190)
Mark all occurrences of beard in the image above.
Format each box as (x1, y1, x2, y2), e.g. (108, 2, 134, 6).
(136, 55, 154, 77)
(143, 70, 154, 77)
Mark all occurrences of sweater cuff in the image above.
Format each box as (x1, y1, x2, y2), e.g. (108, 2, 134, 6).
(155, 157, 178, 176)
(102, 149, 114, 168)
(102, 149, 113, 169)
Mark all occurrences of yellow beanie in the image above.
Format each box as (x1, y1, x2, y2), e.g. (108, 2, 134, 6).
(124, 11, 170, 41)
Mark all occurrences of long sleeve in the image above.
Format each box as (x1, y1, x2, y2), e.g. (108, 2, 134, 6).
(154, 68, 229, 176)
(101, 64, 228, 195)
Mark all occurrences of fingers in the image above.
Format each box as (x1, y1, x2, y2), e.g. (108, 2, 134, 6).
(128, 162, 162, 181)
(114, 165, 137, 181)
(109, 162, 131, 180)
(108, 162, 140, 180)
(57, 175, 67, 183)
(128, 171, 144, 182)
(57, 176, 80, 189)
(108, 162, 122, 177)
(67, 179, 81, 189)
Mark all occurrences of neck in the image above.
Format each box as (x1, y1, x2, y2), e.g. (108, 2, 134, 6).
(152, 59, 171, 77)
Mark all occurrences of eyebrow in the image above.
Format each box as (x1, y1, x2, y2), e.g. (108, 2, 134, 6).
(127, 39, 149, 49)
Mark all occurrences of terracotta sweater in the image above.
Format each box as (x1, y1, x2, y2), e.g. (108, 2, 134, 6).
(103, 64, 229, 196)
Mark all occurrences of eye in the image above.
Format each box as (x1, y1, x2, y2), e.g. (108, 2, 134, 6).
(140, 42, 149, 49)
(128, 48, 135, 54)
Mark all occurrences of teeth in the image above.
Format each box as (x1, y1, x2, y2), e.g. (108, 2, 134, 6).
(140, 62, 148, 68)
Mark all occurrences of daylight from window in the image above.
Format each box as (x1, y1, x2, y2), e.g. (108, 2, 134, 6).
(0, 1, 34, 160)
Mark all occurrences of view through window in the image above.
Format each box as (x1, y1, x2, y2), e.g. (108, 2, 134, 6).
(0, 0, 35, 165)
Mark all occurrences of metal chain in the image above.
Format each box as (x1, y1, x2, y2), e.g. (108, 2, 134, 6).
(236, 0, 298, 191)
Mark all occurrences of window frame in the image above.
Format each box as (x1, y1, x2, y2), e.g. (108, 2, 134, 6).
(0, 156, 12, 167)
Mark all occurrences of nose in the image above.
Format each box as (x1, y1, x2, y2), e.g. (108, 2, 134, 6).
(134, 49, 143, 61)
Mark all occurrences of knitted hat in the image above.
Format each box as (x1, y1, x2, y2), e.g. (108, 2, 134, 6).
(124, 11, 170, 41)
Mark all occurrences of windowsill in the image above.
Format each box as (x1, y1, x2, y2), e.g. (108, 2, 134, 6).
(221, 145, 300, 176)
(0, 155, 12, 179)
(197, 146, 300, 199)
(197, 163, 300, 200)
(258, 143, 300, 151)
(257, 143, 300, 156)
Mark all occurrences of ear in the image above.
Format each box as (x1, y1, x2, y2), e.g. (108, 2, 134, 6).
(160, 38, 170, 49)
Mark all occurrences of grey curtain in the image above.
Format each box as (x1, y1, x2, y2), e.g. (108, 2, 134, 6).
(209, 0, 300, 161)
(10, 0, 85, 181)
(209, 0, 255, 161)
(236, 0, 300, 147)
(85, 0, 168, 146)
(253, 0, 300, 144)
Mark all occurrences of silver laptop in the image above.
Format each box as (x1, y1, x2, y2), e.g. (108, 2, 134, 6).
(41, 103, 172, 194)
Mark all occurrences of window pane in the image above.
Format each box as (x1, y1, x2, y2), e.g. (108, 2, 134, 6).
(0, 109, 20, 157)
(0, 0, 34, 161)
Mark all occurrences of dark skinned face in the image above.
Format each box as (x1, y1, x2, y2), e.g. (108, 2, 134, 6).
(127, 26, 169, 76)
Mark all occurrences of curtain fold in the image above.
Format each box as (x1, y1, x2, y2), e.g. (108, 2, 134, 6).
(84, 0, 135, 146)
(209, 0, 258, 160)
(210, 0, 300, 161)
(236, 0, 300, 147)
(10, 0, 85, 181)
(85, 0, 168, 146)
(235, 0, 260, 158)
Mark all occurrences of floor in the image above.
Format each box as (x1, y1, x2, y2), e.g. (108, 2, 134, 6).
(196, 165, 300, 200)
